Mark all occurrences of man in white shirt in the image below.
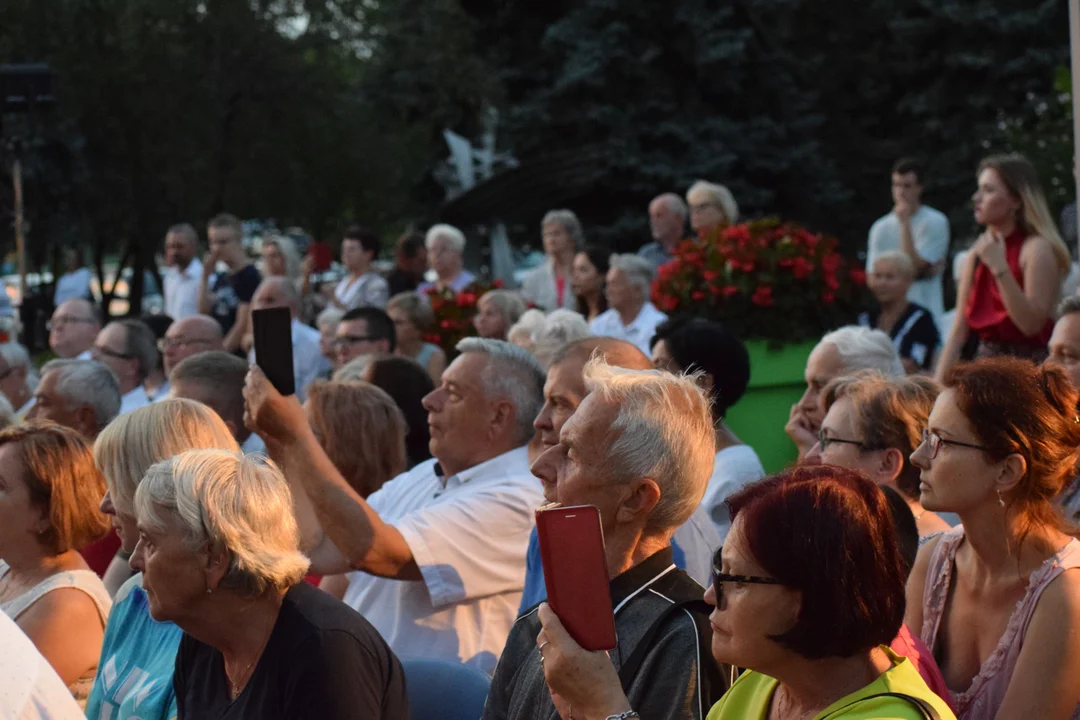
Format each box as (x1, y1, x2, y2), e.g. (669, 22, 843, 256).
(589, 254, 667, 355)
(48, 299, 101, 360)
(0, 611, 84, 719)
(169, 350, 265, 454)
(28, 360, 121, 440)
(244, 338, 547, 672)
(865, 158, 951, 323)
(248, 276, 322, 401)
(163, 223, 204, 320)
(160, 314, 224, 379)
(90, 319, 159, 415)
(0, 342, 37, 419)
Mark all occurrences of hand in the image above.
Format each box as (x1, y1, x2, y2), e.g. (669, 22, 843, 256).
(535, 603, 632, 720)
(784, 404, 817, 457)
(973, 231, 1008, 275)
(302, 255, 316, 276)
(243, 366, 309, 444)
(202, 251, 219, 276)
(894, 200, 914, 223)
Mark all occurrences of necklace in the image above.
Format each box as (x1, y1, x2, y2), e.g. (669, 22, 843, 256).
(226, 612, 276, 698)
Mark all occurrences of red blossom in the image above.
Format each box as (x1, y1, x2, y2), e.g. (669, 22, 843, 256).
(751, 286, 774, 306)
(849, 268, 866, 285)
(691, 290, 706, 301)
(721, 285, 739, 297)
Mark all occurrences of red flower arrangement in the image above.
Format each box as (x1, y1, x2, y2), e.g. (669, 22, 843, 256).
(423, 280, 503, 357)
(652, 219, 867, 347)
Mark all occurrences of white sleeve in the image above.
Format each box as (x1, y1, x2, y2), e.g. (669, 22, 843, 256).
(395, 482, 541, 608)
(914, 214, 950, 264)
(866, 220, 881, 271)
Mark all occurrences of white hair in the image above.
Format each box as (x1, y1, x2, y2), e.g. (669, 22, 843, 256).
(316, 306, 346, 331)
(871, 250, 915, 280)
(687, 180, 740, 224)
(651, 193, 688, 220)
(582, 359, 716, 532)
(507, 309, 548, 354)
(455, 337, 545, 444)
(261, 234, 302, 283)
(531, 310, 592, 369)
(40, 359, 121, 431)
(0, 393, 13, 430)
(819, 326, 904, 376)
(425, 224, 467, 254)
(608, 254, 656, 297)
(0, 342, 37, 393)
(135, 449, 310, 597)
(541, 209, 585, 247)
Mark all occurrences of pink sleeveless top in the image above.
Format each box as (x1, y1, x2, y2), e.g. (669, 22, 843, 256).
(920, 527, 1080, 719)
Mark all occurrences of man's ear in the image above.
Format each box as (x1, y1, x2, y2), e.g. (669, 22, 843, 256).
(614, 478, 661, 525)
(74, 404, 99, 439)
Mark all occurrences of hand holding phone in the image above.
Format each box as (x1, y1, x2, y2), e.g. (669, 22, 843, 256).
(252, 307, 295, 396)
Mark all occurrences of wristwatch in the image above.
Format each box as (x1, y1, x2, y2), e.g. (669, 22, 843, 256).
(605, 713, 640, 720)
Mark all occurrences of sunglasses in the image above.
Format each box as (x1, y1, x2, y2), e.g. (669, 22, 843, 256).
(711, 547, 783, 601)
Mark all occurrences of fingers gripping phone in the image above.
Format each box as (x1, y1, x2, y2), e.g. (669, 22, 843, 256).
(252, 307, 295, 396)
(536, 505, 618, 651)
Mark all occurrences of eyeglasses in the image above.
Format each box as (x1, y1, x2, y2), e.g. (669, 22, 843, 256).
(158, 337, 214, 352)
(91, 345, 135, 361)
(920, 428, 990, 460)
(816, 429, 877, 452)
(711, 547, 783, 602)
(0, 366, 15, 381)
(689, 202, 721, 214)
(46, 316, 97, 332)
(332, 335, 376, 349)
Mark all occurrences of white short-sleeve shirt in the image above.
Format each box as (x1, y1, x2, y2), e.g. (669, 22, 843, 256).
(334, 272, 389, 310)
(865, 205, 950, 321)
(342, 447, 544, 672)
(163, 258, 204, 321)
(0, 612, 83, 719)
(588, 302, 668, 356)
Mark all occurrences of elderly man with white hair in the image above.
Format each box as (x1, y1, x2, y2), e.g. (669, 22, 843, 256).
(244, 337, 547, 672)
(589, 254, 667, 355)
(639, 193, 690, 268)
(484, 359, 727, 720)
(521, 209, 582, 311)
(785, 325, 904, 459)
(28, 359, 121, 440)
(0, 342, 37, 419)
(417, 223, 476, 294)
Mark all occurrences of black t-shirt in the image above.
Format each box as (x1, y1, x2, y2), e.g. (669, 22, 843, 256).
(858, 302, 940, 370)
(386, 268, 421, 297)
(174, 582, 408, 719)
(208, 264, 261, 335)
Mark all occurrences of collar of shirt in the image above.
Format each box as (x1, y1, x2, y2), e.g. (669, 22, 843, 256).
(622, 302, 663, 333)
(609, 547, 677, 612)
(169, 258, 203, 281)
(432, 445, 531, 492)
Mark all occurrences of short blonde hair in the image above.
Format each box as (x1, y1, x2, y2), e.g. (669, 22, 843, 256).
(135, 450, 310, 597)
(262, 234, 302, 282)
(387, 292, 435, 331)
(94, 399, 240, 516)
(872, 250, 915, 280)
(306, 381, 407, 497)
(687, 180, 739, 224)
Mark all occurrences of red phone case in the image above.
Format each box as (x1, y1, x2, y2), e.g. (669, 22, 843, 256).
(536, 505, 618, 651)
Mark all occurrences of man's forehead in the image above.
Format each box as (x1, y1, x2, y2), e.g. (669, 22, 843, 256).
(444, 352, 485, 386)
(544, 358, 587, 399)
(338, 318, 368, 334)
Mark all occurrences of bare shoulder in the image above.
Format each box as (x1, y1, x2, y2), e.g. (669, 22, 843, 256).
(18, 587, 105, 631)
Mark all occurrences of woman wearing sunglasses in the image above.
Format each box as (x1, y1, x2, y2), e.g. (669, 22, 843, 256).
(533, 466, 957, 720)
(907, 356, 1080, 719)
(805, 371, 952, 539)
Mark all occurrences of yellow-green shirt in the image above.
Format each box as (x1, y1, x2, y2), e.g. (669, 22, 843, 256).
(707, 647, 957, 720)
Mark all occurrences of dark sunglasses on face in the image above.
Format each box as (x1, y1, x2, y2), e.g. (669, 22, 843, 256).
(711, 547, 783, 602)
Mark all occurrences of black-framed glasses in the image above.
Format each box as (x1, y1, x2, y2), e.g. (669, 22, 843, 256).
(711, 548, 783, 601)
(91, 345, 134, 361)
(332, 335, 376, 349)
(920, 428, 990, 460)
(46, 316, 97, 332)
(816, 429, 875, 452)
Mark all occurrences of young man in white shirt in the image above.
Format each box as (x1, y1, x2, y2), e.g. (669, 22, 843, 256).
(245, 338, 546, 672)
(163, 223, 204, 320)
(865, 158, 951, 323)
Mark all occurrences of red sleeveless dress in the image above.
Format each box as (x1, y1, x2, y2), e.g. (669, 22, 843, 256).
(964, 229, 1053, 355)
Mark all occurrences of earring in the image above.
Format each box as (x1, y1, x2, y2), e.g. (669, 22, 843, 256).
(206, 586, 213, 595)
(997, 489, 1005, 508)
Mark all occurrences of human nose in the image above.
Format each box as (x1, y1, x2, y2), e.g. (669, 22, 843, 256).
(533, 402, 553, 433)
(804, 440, 823, 464)
(129, 537, 146, 572)
(422, 387, 445, 413)
(100, 490, 115, 516)
(529, 444, 562, 484)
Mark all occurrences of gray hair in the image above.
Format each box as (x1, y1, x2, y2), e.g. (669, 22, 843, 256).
(425, 224, 466, 254)
(332, 353, 384, 382)
(0, 394, 13, 430)
(608, 254, 656, 297)
(1058, 294, 1080, 319)
(455, 337, 545, 444)
(113, 320, 159, 382)
(167, 223, 199, 246)
(256, 276, 301, 314)
(480, 290, 527, 329)
(316, 306, 346, 331)
(871, 250, 915, 280)
(40, 359, 122, 431)
(387, 292, 435, 331)
(135, 450, 309, 597)
(651, 193, 688, 220)
(0, 342, 38, 393)
(531, 310, 592, 369)
(819, 326, 904, 377)
(583, 359, 715, 532)
(541, 209, 585, 248)
(687, 180, 740, 224)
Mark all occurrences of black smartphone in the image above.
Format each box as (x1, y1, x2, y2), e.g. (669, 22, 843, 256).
(252, 307, 295, 396)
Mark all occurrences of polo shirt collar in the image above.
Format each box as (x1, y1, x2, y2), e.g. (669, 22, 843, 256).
(609, 546, 676, 611)
(434, 445, 529, 490)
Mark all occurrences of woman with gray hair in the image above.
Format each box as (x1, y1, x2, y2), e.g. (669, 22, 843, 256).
(687, 180, 739, 236)
(130, 449, 408, 718)
(475, 289, 528, 341)
(588, 254, 668, 355)
(418, 224, 476, 294)
(521, 210, 583, 311)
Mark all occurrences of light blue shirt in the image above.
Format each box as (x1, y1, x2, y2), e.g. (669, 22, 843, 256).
(85, 574, 182, 720)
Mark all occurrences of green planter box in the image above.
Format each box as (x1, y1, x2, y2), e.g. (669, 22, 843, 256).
(725, 340, 815, 474)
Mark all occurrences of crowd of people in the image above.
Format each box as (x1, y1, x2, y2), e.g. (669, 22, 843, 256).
(1, 151, 1080, 720)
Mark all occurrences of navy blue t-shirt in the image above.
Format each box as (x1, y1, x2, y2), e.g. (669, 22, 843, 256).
(208, 264, 261, 335)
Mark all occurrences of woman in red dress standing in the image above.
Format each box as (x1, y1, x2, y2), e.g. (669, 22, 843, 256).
(936, 154, 1072, 380)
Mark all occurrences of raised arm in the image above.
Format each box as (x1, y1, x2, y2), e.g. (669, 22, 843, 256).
(983, 235, 1060, 337)
(197, 253, 216, 315)
(935, 251, 977, 382)
(244, 367, 421, 580)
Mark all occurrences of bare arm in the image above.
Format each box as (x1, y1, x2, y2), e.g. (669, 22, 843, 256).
(197, 255, 216, 314)
(934, 252, 977, 382)
(992, 237, 1060, 337)
(995, 569, 1080, 719)
(245, 368, 421, 581)
(899, 217, 932, 275)
(222, 302, 251, 353)
(904, 533, 943, 637)
(17, 588, 104, 686)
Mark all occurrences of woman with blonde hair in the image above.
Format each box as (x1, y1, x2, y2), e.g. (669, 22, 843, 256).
(131, 449, 407, 717)
(386, 291, 446, 384)
(686, 180, 739, 236)
(260, 234, 302, 285)
(0, 423, 111, 706)
(937, 154, 1071, 379)
(85, 399, 239, 720)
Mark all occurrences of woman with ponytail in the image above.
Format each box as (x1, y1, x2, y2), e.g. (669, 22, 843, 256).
(907, 356, 1080, 718)
(937, 154, 1072, 380)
